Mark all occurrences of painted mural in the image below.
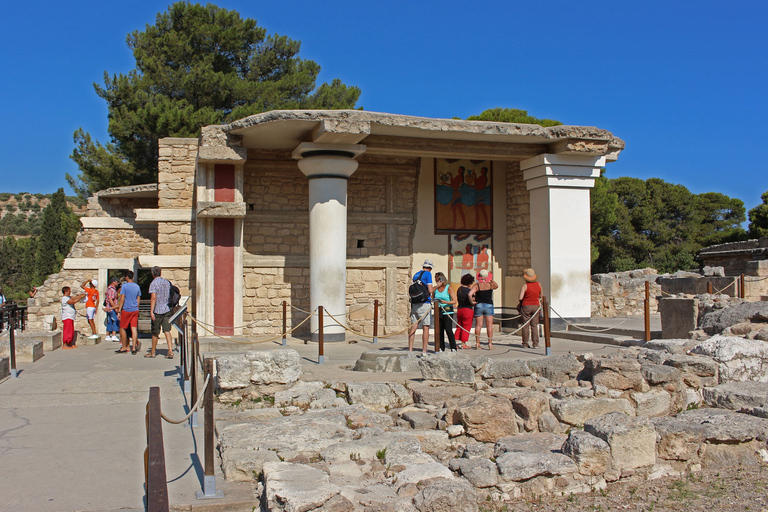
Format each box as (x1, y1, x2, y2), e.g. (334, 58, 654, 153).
(435, 159, 492, 233)
(448, 234, 492, 286)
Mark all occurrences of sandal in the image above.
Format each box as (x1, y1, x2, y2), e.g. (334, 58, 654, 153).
(165, 353, 174, 359)
(144, 353, 156, 358)
(115, 349, 129, 353)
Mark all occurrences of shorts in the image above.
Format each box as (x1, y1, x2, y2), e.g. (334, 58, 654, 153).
(86, 307, 97, 320)
(151, 311, 172, 336)
(474, 303, 494, 317)
(120, 310, 139, 329)
(410, 302, 434, 328)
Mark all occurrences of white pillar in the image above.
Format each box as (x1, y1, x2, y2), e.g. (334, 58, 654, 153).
(294, 143, 366, 341)
(520, 154, 605, 327)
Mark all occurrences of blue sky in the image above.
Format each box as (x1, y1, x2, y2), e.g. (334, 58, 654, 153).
(1, 1, 766, 215)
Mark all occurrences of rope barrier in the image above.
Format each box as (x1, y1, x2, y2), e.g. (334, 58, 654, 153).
(189, 310, 315, 344)
(323, 305, 432, 339)
(160, 373, 210, 424)
(549, 307, 634, 332)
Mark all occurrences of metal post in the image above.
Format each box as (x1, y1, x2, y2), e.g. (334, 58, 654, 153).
(542, 296, 551, 356)
(644, 281, 651, 342)
(282, 300, 287, 346)
(372, 299, 379, 344)
(9, 305, 18, 378)
(188, 333, 199, 428)
(740, 274, 746, 299)
(318, 306, 324, 365)
(197, 358, 223, 499)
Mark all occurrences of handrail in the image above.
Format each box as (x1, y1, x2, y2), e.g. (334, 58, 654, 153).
(145, 387, 169, 512)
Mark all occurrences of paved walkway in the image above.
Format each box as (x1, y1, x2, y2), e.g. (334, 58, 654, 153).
(0, 316, 653, 511)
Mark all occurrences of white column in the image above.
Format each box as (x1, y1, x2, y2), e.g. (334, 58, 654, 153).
(520, 154, 605, 327)
(294, 143, 365, 342)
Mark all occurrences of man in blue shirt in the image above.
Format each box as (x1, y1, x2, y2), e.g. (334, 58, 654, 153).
(408, 259, 439, 356)
(116, 270, 142, 354)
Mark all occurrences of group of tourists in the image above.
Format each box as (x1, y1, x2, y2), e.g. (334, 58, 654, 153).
(408, 259, 541, 356)
(59, 266, 176, 358)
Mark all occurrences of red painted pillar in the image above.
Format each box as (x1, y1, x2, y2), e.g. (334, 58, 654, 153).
(213, 165, 235, 335)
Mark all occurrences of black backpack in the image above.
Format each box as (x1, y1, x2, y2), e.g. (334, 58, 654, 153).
(167, 281, 181, 310)
(408, 270, 430, 304)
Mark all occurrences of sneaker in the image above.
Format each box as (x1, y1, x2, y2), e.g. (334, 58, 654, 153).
(89, 334, 99, 339)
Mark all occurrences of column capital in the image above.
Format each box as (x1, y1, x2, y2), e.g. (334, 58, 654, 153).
(520, 153, 605, 191)
(293, 142, 366, 180)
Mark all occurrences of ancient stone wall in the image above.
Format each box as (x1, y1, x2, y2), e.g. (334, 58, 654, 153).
(157, 138, 197, 209)
(591, 268, 661, 317)
(506, 161, 530, 276)
(86, 195, 157, 218)
(26, 270, 98, 335)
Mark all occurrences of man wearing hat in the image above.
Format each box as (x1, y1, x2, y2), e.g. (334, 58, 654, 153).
(408, 259, 439, 356)
(518, 268, 542, 348)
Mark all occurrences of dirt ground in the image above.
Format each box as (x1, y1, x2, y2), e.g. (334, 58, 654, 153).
(483, 464, 768, 512)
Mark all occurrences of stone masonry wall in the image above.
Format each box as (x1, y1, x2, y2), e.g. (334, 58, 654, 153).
(591, 268, 661, 317)
(27, 270, 98, 335)
(506, 161, 530, 277)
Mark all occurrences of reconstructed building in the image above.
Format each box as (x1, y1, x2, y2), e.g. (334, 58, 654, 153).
(28, 110, 624, 339)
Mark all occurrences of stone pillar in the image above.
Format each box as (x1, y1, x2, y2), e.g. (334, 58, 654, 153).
(293, 143, 366, 341)
(520, 154, 605, 328)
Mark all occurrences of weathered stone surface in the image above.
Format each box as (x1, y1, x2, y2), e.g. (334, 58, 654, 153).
(409, 382, 475, 407)
(353, 350, 420, 373)
(631, 389, 672, 417)
(587, 358, 644, 391)
(413, 478, 477, 512)
(448, 458, 499, 488)
(448, 394, 518, 442)
(263, 461, 341, 512)
(700, 301, 768, 335)
(346, 382, 413, 412)
(526, 354, 584, 383)
(274, 381, 326, 407)
(550, 398, 635, 427)
(15, 331, 61, 352)
(702, 382, 768, 410)
(196, 201, 246, 218)
(401, 410, 438, 430)
(640, 362, 681, 385)
(562, 430, 611, 476)
(480, 359, 531, 380)
(395, 462, 454, 488)
(446, 424, 465, 437)
(512, 392, 549, 432)
(691, 335, 768, 383)
(584, 412, 656, 470)
(217, 349, 302, 389)
(410, 430, 449, 453)
(495, 451, 577, 482)
(459, 442, 494, 460)
(321, 432, 415, 462)
(659, 353, 718, 378)
(418, 354, 475, 384)
(538, 410, 564, 434)
(659, 297, 698, 339)
(494, 433, 566, 457)
(643, 339, 695, 354)
(0, 339, 43, 363)
(221, 448, 280, 481)
(0, 356, 8, 379)
(344, 407, 395, 430)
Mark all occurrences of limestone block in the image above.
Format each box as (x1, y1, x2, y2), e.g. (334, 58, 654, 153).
(659, 297, 699, 339)
(630, 389, 672, 417)
(640, 363, 681, 385)
(0, 339, 44, 363)
(512, 392, 549, 432)
(395, 462, 454, 489)
(550, 398, 635, 427)
(495, 451, 577, 482)
(587, 358, 644, 391)
(274, 381, 326, 408)
(42, 315, 57, 331)
(0, 356, 8, 379)
(221, 448, 281, 481)
(418, 353, 475, 384)
(411, 429, 449, 453)
(248, 349, 302, 385)
(263, 462, 341, 512)
(320, 431, 414, 462)
(702, 381, 768, 410)
(459, 442, 495, 459)
(401, 410, 438, 430)
(16, 331, 61, 352)
(480, 359, 532, 380)
(584, 412, 656, 470)
(562, 430, 611, 475)
(448, 458, 499, 488)
(196, 201, 247, 218)
(526, 354, 584, 383)
(346, 381, 413, 412)
(690, 335, 768, 383)
(494, 433, 566, 457)
(448, 393, 518, 442)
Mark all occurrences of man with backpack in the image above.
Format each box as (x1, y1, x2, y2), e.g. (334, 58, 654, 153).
(408, 259, 439, 356)
(145, 266, 175, 358)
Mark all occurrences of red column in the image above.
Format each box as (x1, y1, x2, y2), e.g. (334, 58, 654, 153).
(213, 165, 235, 335)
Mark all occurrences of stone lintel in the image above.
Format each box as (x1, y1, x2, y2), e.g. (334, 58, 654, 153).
(243, 254, 409, 269)
(197, 201, 247, 218)
(135, 208, 194, 223)
(311, 119, 371, 145)
(80, 217, 136, 229)
(549, 139, 610, 156)
(138, 255, 195, 268)
(62, 257, 135, 270)
(159, 137, 199, 145)
(197, 126, 247, 163)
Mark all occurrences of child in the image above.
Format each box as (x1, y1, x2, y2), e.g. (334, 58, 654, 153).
(82, 279, 100, 339)
(61, 286, 87, 349)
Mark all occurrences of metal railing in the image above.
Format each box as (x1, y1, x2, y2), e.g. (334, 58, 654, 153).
(1, 303, 28, 378)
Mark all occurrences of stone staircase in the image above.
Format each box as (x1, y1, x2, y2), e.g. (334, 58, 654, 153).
(551, 322, 662, 347)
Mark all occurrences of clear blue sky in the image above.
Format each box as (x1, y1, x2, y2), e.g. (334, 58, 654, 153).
(1, 0, 766, 215)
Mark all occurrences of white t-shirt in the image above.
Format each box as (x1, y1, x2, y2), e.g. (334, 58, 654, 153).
(61, 296, 76, 321)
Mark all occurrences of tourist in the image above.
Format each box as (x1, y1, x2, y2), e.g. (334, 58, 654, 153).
(28, 287, 37, 298)
(454, 273, 475, 349)
(518, 268, 542, 348)
(61, 286, 87, 349)
(408, 259, 438, 356)
(146, 266, 174, 359)
(433, 272, 458, 352)
(103, 277, 120, 342)
(0, 285, 6, 307)
(82, 278, 100, 339)
(469, 269, 498, 350)
(116, 270, 141, 354)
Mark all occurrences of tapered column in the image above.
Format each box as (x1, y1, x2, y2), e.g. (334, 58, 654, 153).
(521, 154, 605, 328)
(294, 143, 366, 341)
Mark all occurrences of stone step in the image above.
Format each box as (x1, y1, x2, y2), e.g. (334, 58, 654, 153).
(14, 331, 62, 352)
(353, 350, 420, 373)
(77, 333, 103, 346)
(550, 329, 645, 347)
(0, 339, 44, 363)
(566, 325, 662, 339)
(0, 356, 8, 379)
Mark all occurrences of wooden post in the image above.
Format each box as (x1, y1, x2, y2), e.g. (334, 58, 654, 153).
(146, 387, 169, 512)
(190, 333, 199, 428)
(740, 274, 746, 299)
(182, 313, 189, 392)
(372, 299, 379, 344)
(282, 300, 287, 346)
(644, 281, 651, 342)
(318, 306, 324, 365)
(9, 305, 18, 378)
(706, 281, 713, 294)
(542, 296, 551, 356)
(196, 357, 222, 498)
(434, 300, 440, 353)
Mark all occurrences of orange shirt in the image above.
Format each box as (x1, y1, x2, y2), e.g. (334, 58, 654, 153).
(84, 287, 99, 308)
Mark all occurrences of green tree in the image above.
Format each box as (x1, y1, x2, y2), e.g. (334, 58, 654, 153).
(35, 189, 79, 282)
(748, 191, 768, 238)
(68, 1, 361, 197)
(466, 107, 562, 127)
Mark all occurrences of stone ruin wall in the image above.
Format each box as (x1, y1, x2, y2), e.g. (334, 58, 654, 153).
(241, 154, 418, 336)
(505, 161, 531, 276)
(591, 268, 661, 317)
(27, 269, 98, 335)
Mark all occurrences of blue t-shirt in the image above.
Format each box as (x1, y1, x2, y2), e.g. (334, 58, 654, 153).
(413, 270, 433, 303)
(120, 282, 141, 312)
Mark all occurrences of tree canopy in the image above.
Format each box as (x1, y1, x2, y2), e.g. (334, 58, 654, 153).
(466, 107, 562, 127)
(748, 191, 768, 238)
(68, 2, 361, 197)
(591, 176, 747, 274)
